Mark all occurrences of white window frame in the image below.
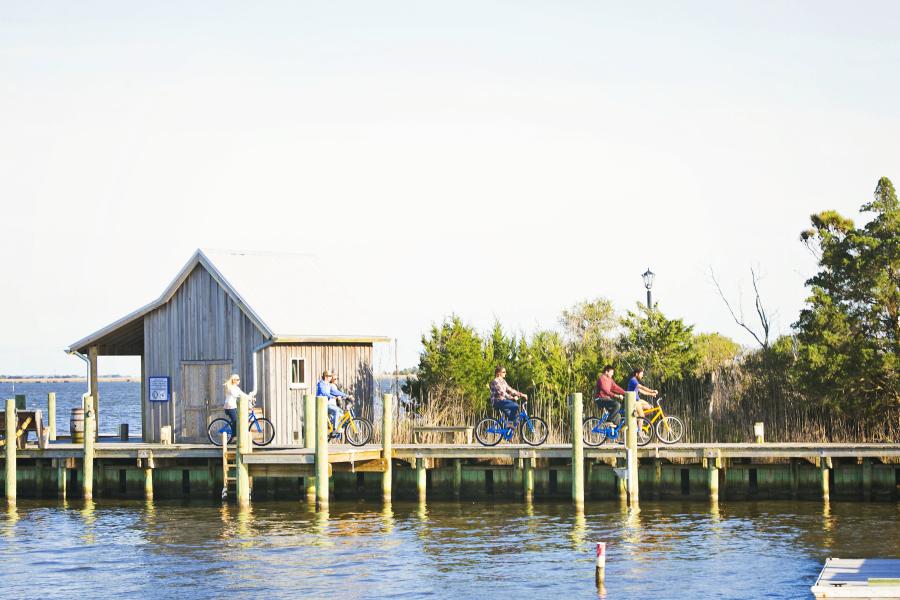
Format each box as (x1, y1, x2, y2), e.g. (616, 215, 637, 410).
(289, 358, 308, 390)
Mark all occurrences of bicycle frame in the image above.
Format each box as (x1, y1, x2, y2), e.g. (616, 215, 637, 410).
(488, 404, 537, 441)
(327, 403, 361, 437)
(589, 408, 651, 441)
(641, 398, 675, 436)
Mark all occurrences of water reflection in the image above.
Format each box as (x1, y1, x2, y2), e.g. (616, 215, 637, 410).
(381, 502, 394, 535)
(571, 511, 586, 550)
(81, 499, 96, 545)
(3, 502, 18, 538)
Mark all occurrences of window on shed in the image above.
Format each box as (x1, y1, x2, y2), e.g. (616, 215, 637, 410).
(290, 358, 308, 389)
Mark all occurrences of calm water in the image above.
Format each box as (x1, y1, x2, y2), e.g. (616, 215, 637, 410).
(0, 499, 896, 598)
(0, 381, 142, 437)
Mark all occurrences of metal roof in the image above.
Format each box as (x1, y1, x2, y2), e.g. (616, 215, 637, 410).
(66, 249, 390, 354)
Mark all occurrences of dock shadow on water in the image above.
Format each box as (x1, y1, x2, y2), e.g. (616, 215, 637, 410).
(0, 498, 897, 599)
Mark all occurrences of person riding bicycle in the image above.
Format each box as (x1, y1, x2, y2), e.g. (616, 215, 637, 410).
(316, 370, 347, 430)
(222, 373, 255, 438)
(627, 367, 658, 417)
(594, 365, 625, 425)
(490, 366, 526, 425)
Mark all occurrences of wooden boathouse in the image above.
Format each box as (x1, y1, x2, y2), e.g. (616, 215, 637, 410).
(65, 249, 389, 445)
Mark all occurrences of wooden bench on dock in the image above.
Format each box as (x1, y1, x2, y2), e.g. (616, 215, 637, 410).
(0, 409, 46, 449)
(412, 425, 474, 445)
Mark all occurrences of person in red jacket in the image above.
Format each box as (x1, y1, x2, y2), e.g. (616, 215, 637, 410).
(594, 365, 625, 425)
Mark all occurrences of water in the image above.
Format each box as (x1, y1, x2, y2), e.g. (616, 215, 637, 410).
(0, 381, 141, 437)
(0, 499, 896, 598)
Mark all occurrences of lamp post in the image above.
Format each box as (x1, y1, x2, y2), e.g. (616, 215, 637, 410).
(642, 268, 655, 308)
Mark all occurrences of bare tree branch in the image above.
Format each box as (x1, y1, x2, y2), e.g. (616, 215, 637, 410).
(710, 267, 771, 350)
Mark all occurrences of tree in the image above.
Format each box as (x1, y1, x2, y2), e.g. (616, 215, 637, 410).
(412, 316, 489, 411)
(794, 176, 900, 414)
(617, 304, 699, 384)
(693, 332, 742, 377)
(559, 297, 618, 396)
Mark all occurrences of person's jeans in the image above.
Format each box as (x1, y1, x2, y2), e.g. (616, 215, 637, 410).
(594, 398, 621, 425)
(327, 403, 340, 430)
(225, 408, 238, 441)
(493, 400, 519, 423)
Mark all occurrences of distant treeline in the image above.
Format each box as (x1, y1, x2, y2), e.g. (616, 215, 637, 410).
(404, 178, 899, 443)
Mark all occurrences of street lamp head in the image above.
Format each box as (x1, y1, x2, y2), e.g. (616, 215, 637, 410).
(642, 268, 655, 290)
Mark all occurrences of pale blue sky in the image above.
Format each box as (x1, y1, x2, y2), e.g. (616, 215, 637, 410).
(2, 2, 899, 374)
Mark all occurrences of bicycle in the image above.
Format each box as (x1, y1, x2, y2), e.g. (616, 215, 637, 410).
(582, 406, 654, 447)
(639, 396, 684, 444)
(207, 398, 275, 446)
(475, 401, 549, 446)
(327, 397, 373, 446)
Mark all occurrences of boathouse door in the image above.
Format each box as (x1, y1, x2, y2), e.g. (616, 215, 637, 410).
(180, 361, 232, 443)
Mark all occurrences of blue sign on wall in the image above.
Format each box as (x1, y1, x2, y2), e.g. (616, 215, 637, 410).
(149, 376, 171, 402)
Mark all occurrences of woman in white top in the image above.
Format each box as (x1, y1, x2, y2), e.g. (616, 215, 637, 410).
(222, 374, 253, 442)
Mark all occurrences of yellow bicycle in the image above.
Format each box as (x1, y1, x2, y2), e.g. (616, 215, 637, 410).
(326, 399, 373, 446)
(640, 397, 684, 444)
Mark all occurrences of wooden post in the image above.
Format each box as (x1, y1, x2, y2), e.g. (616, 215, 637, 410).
(144, 455, 154, 500)
(303, 393, 316, 501)
(820, 456, 831, 502)
(570, 392, 584, 509)
(89, 346, 99, 440)
(862, 458, 873, 501)
(616, 457, 627, 500)
(48, 392, 57, 441)
(57, 461, 67, 499)
(595, 542, 607, 586)
(315, 395, 329, 509)
(416, 457, 426, 503)
(625, 391, 639, 507)
(235, 394, 251, 506)
(524, 457, 534, 501)
(708, 451, 720, 503)
(754, 422, 765, 444)
(382, 393, 393, 502)
(5, 399, 16, 503)
(83, 401, 95, 500)
(790, 458, 800, 499)
(453, 459, 462, 499)
(653, 458, 662, 499)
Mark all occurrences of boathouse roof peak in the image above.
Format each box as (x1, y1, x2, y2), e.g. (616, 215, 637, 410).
(66, 248, 389, 355)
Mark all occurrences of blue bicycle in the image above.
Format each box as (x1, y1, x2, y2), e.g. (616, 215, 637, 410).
(582, 408, 653, 447)
(475, 402, 548, 446)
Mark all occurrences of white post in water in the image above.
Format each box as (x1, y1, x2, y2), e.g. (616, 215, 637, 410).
(570, 393, 584, 510)
(595, 542, 607, 585)
(625, 391, 639, 507)
(382, 393, 393, 502)
(315, 395, 329, 510)
(236, 394, 251, 507)
(5, 399, 16, 503)
(48, 392, 57, 441)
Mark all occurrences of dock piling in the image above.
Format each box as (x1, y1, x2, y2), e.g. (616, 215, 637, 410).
(236, 394, 251, 506)
(453, 459, 462, 499)
(57, 460, 67, 499)
(83, 401, 95, 500)
(862, 458, 873, 501)
(754, 422, 765, 444)
(382, 393, 393, 502)
(595, 542, 607, 586)
(524, 457, 534, 501)
(48, 392, 56, 441)
(625, 391, 639, 507)
(708, 451, 721, 503)
(570, 393, 584, 509)
(303, 394, 316, 501)
(5, 399, 16, 503)
(416, 457, 426, 503)
(315, 395, 329, 510)
(143, 455, 154, 500)
(820, 456, 832, 502)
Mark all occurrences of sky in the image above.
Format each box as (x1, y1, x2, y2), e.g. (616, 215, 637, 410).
(2, 1, 899, 375)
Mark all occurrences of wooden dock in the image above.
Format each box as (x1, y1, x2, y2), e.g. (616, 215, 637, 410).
(812, 559, 900, 599)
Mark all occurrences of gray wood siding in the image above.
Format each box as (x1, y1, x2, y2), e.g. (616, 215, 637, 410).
(261, 343, 374, 446)
(142, 265, 266, 442)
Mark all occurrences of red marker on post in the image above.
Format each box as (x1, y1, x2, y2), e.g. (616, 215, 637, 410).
(596, 542, 607, 585)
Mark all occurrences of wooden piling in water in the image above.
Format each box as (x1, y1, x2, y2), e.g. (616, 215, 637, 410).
(304, 394, 316, 501)
(625, 391, 639, 507)
(453, 459, 462, 499)
(236, 394, 251, 506)
(616, 457, 627, 500)
(315, 395, 329, 510)
(653, 458, 662, 499)
(57, 460, 67, 499)
(143, 454, 154, 500)
(570, 393, 584, 509)
(48, 392, 56, 441)
(708, 451, 721, 503)
(382, 393, 393, 502)
(820, 456, 832, 502)
(416, 457, 426, 503)
(83, 401, 95, 500)
(524, 457, 534, 501)
(5, 399, 16, 503)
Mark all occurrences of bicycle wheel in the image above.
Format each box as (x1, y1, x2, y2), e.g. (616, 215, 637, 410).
(637, 417, 654, 447)
(655, 416, 684, 444)
(520, 416, 549, 446)
(582, 417, 608, 447)
(344, 417, 373, 446)
(207, 418, 233, 446)
(475, 418, 503, 446)
(251, 417, 275, 446)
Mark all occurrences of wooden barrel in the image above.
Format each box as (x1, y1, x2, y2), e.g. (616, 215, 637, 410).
(70, 408, 84, 444)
